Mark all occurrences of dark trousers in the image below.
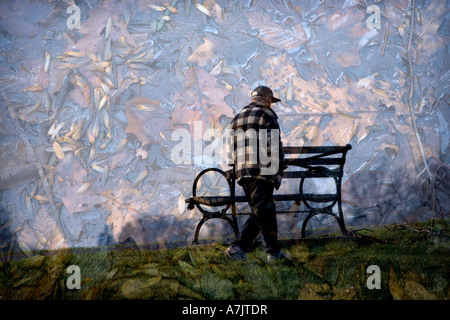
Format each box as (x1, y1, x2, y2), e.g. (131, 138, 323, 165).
(233, 178, 280, 254)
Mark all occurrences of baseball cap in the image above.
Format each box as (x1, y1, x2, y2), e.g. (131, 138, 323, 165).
(251, 86, 281, 103)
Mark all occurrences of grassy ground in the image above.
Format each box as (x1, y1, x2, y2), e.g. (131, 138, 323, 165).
(0, 220, 448, 300)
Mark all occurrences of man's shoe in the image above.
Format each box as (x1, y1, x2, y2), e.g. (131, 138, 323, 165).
(267, 250, 291, 262)
(225, 245, 247, 261)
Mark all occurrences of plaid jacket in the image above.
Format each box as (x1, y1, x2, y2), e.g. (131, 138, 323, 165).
(227, 103, 285, 189)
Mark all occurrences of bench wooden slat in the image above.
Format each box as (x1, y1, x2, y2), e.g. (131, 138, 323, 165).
(186, 193, 338, 207)
(186, 196, 245, 206)
(283, 158, 343, 166)
(275, 193, 337, 202)
(282, 145, 351, 154)
(282, 170, 342, 178)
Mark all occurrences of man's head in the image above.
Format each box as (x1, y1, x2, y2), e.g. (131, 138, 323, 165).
(251, 86, 281, 107)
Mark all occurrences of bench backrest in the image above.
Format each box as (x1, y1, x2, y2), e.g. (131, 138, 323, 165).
(281, 144, 352, 179)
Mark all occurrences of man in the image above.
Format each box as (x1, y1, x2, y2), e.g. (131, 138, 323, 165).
(225, 86, 290, 262)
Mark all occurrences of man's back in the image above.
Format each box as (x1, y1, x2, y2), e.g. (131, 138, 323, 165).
(228, 101, 284, 189)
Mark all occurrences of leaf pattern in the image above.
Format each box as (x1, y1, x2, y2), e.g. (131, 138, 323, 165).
(172, 67, 234, 138)
(246, 11, 308, 50)
(0, 0, 448, 251)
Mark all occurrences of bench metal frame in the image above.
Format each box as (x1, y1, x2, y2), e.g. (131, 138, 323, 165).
(185, 144, 352, 244)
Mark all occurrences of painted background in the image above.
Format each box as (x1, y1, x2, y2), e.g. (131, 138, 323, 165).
(0, 0, 448, 253)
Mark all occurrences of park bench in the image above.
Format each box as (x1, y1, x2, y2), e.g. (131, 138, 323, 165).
(185, 144, 352, 244)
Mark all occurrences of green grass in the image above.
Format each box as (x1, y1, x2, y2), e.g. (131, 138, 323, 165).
(0, 220, 448, 300)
